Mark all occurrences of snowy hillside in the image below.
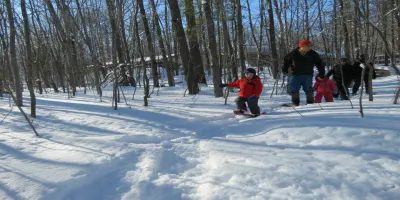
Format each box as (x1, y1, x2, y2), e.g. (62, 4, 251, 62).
(0, 74, 399, 200)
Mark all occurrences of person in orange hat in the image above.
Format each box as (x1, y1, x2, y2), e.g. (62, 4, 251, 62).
(281, 40, 325, 106)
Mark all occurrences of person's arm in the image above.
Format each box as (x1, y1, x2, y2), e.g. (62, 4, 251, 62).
(227, 79, 241, 88)
(253, 79, 263, 97)
(282, 51, 293, 74)
(314, 52, 325, 77)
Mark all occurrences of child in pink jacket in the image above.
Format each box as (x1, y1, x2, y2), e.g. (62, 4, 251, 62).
(313, 75, 337, 103)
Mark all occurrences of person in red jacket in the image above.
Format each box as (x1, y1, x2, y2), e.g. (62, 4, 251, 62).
(313, 74, 337, 103)
(219, 68, 263, 116)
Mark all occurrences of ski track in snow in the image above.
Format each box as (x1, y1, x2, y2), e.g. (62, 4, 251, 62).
(0, 75, 399, 199)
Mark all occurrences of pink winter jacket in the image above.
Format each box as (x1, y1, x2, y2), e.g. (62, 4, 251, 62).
(313, 76, 337, 94)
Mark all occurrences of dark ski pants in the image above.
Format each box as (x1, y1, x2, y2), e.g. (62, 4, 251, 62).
(334, 81, 350, 100)
(352, 76, 370, 94)
(235, 97, 260, 115)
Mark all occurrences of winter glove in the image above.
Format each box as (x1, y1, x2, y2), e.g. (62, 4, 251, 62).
(219, 84, 228, 88)
(248, 95, 258, 102)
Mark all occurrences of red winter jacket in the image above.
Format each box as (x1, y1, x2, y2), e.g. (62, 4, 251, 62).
(313, 75, 337, 94)
(228, 76, 263, 98)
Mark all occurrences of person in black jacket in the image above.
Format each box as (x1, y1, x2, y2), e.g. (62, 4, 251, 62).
(282, 40, 325, 106)
(352, 54, 377, 95)
(326, 58, 353, 100)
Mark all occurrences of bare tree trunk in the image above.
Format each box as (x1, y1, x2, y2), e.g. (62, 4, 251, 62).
(74, 0, 102, 95)
(168, 0, 199, 94)
(273, 0, 287, 60)
(266, 0, 279, 79)
(203, 0, 223, 97)
(367, 63, 374, 101)
(317, 0, 330, 66)
(134, 7, 149, 106)
(217, 0, 237, 81)
(359, 64, 366, 118)
(197, 0, 211, 75)
(137, 0, 159, 88)
(21, 0, 36, 117)
(0, 12, 12, 90)
(184, 0, 206, 84)
(353, 0, 360, 59)
(333, 0, 340, 60)
(105, 0, 120, 109)
(5, 0, 23, 106)
(236, 0, 246, 78)
(116, 0, 129, 86)
(304, 0, 310, 40)
(44, 0, 77, 96)
(393, 87, 400, 104)
(353, 0, 400, 75)
(339, 0, 351, 59)
(149, 0, 175, 87)
(246, 0, 264, 74)
(59, 0, 78, 96)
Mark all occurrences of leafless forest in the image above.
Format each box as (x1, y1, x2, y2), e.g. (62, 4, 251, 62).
(1, 0, 399, 116)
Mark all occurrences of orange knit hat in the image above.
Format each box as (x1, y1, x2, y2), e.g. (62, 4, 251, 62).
(298, 40, 312, 47)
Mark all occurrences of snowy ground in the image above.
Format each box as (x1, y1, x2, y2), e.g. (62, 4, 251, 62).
(1, 73, 399, 200)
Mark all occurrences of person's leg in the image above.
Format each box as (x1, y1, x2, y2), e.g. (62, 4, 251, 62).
(336, 81, 348, 99)
(234, 97, 247, 111)
(364, 76, 369, 94)
(302, 75, 314, 104)
(352, 77, 361, 95)
(248, 100, 261, 115)
(290, 75, 301, 106)
(324, 93, 334, 102)
(314, 92, 323, 103)
(342, 81, 351, 99)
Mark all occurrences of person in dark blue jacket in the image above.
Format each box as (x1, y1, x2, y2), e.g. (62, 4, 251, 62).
(282, 40, 325, 106)
(326, 57, 353, 100)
